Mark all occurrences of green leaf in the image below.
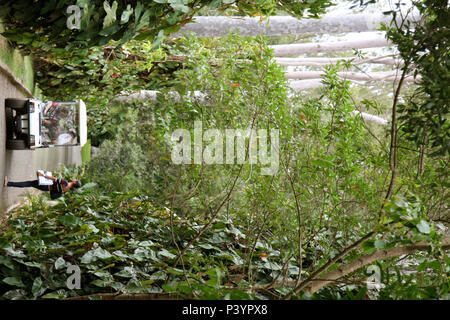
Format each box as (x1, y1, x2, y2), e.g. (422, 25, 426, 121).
(59, 215, 82, 226)
(374, 239, 385, 249)
(3, 277, 25, 288)
(41, 290, 67, 300)
(198, 243, 217, 250)
(123, 279, 151, 293)
(170, 3, 189, 13)
(394, 197, 408, 208)
(21, 261, 45, 270)
(112, 250, 130, 260)
(120, 5, 133, 24)
(114, 266, 136, 278)
(81, 247, 113, 264)
(55, 257, 66, 270)
(416, 220, 431, 234)
(134, 1, 144, 21)
(32, 277, 45, 297)
(77, 182, 98, 191)
(0, 256, 14, 269)
(362, 240, 376, 254)
(2, 289, 27, 300)
(103, 0, 118, 28)
(158, 248, 176, 259)
(427, 260, 441, 272)
(228, 289, 252, 299)
(91, 278, 113, 287)
(3, 246, 26, 258)
(99, 22, 120, 37)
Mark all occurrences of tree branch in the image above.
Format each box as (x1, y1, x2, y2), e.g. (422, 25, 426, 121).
(305, 237, 450, 294)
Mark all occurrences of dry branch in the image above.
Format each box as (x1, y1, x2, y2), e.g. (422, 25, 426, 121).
(305, 237, 450, 294)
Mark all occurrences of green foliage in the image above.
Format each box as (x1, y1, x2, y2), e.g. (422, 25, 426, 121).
(0, 190, 302, 300)
(80, 33, 449, 300)
(0, 0, 331, 52)
(81, 139, 91, 164)
(0, 1, 448, 300)
(384, 0, 450, 156)
(0, 36, 35, 93)
(86, 33, 291, 197)
(33, 40, 166, 101)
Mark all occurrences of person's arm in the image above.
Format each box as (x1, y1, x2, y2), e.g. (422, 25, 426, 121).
(37, 171, 57, 182)
(45, 175, 57, 182)
(43, 101, 52, 115)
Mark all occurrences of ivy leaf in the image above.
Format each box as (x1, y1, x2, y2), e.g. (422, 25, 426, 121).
(3, 246, 26, 258)
(114, 266, 136, 278)
(2, 289, 27, 300)
(55, 257, 66, 270)
(21, 261, 45, 270)
(41, 290, 67, 300)
(3, 277, 25, 288)
(0, 255, 14, 269)
(32, 277, 46, 297)
(158, 248, 176, 259)
(416, 220, 431, 234)
(81, 248, 113, 264)
(91, 278, 114, 288)
(123, 279, 151, 293)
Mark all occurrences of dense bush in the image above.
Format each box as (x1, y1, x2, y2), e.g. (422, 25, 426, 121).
(0, 1, 448, 300)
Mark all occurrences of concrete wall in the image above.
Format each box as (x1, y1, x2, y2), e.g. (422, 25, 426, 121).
(0, 60, 81, 217)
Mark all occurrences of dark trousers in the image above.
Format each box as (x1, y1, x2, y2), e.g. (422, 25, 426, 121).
(7, 180, 50, 192)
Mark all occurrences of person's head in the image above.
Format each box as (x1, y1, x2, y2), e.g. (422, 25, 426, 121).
(70, 179, 82, 190)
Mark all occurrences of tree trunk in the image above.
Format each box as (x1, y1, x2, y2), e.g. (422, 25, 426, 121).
(275, 56, 403, 66)
(172, 14, 420, 38)
(271, 37, 391, 57)
(289, 79, 325, 90)
(352, 111, 388, 125)
(113, 90, 209, 105)
(285, 71, 420, 82)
